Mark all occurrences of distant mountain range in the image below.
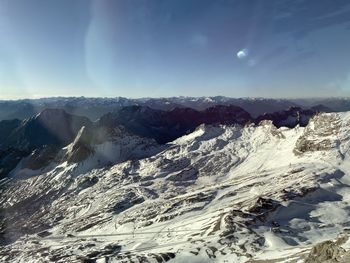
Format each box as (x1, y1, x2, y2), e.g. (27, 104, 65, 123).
(0, 96, 344, 121)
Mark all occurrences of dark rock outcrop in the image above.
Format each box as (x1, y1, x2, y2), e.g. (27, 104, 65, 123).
(5, 108, 92, 149)
(0, 119, 21, 147)
(22, 145, 61, 171)
(99, 105, 252, 144)
(255, 107, 316, 128)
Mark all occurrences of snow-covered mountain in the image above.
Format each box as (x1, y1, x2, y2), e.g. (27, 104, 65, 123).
(0, 105, 253, 179)
(2, 111, 350, 262)
(0, 105, 317, 180)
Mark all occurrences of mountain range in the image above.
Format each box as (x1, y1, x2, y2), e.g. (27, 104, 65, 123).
(0, 96, 342, 121)
(1, 98, 350, 262)
(0, 104, 320, 180)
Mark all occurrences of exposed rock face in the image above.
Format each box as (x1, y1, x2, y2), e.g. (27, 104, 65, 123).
(66, 126, 95, 164)
(305, 240, 346, 263)
(294, 113, 341, 155)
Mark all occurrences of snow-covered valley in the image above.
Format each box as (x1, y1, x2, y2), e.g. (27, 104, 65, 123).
(2, 112, 350, 262)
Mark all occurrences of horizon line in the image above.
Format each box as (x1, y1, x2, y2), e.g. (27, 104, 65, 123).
(1, 95, 350, 102)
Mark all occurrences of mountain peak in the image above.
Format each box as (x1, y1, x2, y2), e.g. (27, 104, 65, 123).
(66, 126, 94, 164)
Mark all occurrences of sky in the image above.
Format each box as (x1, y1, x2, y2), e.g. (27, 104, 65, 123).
(1, 0, 350, 99)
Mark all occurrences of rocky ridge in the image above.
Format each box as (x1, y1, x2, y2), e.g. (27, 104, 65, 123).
(1, 112, 350, 262)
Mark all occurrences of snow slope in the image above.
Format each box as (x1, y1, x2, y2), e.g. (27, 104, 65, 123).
(2, 112, 350, 262)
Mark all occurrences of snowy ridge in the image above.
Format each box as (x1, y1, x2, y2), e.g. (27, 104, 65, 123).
(2, 112, 350, 262)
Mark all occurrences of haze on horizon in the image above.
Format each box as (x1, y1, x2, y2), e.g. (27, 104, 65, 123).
(1, 0, 350, 99)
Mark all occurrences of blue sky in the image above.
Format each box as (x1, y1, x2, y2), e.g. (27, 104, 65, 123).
(1, 0, 350, 99)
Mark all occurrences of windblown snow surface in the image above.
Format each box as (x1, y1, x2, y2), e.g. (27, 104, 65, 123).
(2, 112, 350, 262)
